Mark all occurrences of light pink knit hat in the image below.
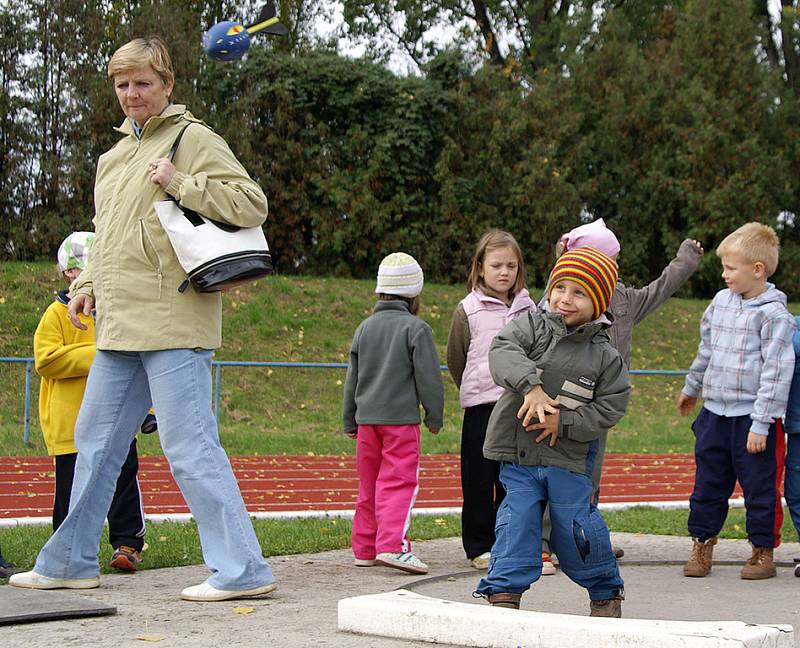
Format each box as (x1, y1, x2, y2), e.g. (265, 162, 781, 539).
(560, 218, 620, 258)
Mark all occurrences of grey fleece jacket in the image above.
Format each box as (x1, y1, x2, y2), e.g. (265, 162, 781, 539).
(343, 300, 444, 433)
(538, 239, 702, 367)
(483, 310, 631, 475)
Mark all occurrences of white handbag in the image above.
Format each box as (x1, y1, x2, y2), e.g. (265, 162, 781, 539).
(153, 124, 272, 293)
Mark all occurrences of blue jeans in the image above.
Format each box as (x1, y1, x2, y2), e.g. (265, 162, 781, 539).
(34, 349, 274, 590)
(476, 463, 623, 601)
(786, 433, 800, 541)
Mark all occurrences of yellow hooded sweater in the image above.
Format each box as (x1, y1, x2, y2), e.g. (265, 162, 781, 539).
(33, 291, 95, 456)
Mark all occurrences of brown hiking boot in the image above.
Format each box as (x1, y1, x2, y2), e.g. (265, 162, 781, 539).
(741, 546, 776, 580)
(589, 597, 623, 618)
(487, 592, 521, 609)
(683, 537, 716, 577)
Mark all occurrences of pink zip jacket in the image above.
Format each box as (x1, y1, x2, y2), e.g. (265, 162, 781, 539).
(447, 288, 535, 408)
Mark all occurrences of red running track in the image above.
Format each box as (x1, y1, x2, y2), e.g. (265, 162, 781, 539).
(0, 453, 737, 519)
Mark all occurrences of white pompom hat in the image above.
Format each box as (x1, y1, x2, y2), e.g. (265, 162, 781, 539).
(375, 252, 424, 298)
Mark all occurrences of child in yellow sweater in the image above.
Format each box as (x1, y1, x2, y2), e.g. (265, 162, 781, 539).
(34, 232, 148, 572)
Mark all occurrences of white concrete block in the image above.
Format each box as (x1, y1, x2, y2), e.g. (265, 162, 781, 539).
(337, 589, 794, 648)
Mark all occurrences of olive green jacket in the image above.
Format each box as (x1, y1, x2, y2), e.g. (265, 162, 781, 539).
(484, 310, 631, 475)
(71, 104, 268, 351)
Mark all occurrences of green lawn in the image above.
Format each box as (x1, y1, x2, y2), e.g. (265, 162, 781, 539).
(0, 261, 734, 456)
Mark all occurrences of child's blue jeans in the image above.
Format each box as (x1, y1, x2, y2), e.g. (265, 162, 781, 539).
(475, 462, 623, 601)
(785, 433, 800, 540)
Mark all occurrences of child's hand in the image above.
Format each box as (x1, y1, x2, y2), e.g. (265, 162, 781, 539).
(517, 385, 561, 428)
(677, 393, 697, 416)
(68, 293, 94, 330)
(429, 427, 440, 435)
(345, 430, 357, 439)
(526, 410, 561, 447)
(746, 431, 767, 454)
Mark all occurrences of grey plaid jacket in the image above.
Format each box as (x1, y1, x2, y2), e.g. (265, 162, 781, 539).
(683, 284, 796, 436)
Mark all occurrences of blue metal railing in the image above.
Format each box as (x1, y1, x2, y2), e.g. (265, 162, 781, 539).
(1, 356, 688, 444)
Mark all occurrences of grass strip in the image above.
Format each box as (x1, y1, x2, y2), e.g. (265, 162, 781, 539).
(1, 507, 797, 583)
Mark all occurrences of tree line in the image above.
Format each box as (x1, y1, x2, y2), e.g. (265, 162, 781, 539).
(3, 0, 800, 297)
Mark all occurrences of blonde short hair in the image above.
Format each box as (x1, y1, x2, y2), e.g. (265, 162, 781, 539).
(467, 230, 526, 295)
(108, 37, 175, 91)
(716, 222, 780, 276)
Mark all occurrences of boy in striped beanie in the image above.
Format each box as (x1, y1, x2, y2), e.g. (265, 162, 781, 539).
(475, 246, 630, 617)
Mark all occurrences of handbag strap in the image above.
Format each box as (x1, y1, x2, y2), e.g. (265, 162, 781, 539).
(166, 124, 191, 162)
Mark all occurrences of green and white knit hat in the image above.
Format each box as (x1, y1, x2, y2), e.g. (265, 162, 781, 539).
(375, 252, 424, 298)
(57, 231, 95, 272)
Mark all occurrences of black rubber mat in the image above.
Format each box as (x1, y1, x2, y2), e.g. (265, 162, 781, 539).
(0, 588, 116, 625)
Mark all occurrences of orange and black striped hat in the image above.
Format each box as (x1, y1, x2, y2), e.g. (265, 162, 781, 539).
(546, 247, 619, 320)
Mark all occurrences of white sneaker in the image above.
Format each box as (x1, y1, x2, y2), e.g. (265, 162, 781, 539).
(354, 558, 376, 567)
(375, 552, 428, 574)
(470, 552, 491, 570)
(180, 580, 277, 602)
(541, 552, 557, 576)
(9, 570, 100, 590)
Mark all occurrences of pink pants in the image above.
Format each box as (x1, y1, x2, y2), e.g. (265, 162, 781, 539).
(351, 424, 421, 559)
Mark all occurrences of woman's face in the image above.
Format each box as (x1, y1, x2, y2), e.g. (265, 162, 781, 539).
(113, 66, 173, 125)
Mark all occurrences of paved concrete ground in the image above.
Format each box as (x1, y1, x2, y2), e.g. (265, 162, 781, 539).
(1, 532, 799, 648)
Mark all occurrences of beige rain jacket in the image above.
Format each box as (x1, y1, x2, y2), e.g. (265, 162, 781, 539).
(71, 104, 268, 350)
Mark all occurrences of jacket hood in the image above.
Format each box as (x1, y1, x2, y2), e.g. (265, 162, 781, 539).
(741, 283, 787, 309)
(55, 289, 71, 305)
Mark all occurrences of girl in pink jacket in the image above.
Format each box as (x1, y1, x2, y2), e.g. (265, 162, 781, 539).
(446, 230, 535, 569)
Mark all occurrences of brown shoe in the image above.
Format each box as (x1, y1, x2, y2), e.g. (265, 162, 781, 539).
(741, 546, 776, 580)
(683, 537, 716, 577)
(109, 546, 141, 572)
(487, 592, 521, 609)
(589, 597, 623, 618)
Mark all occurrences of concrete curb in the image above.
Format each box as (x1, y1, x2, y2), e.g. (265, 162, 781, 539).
(338, 589, 794, 648)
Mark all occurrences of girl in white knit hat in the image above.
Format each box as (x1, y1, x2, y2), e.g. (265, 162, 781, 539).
(343, 252, 445, 574)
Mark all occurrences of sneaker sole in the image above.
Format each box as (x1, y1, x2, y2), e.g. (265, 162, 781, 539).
(354, 559, 376, 567)
(374, 557, 428, 575)
(180, 582, 277, 602)
(109, 556, 140, 572)
(10, 577, 100, 590)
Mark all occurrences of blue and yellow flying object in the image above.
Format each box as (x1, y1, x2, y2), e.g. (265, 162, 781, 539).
(203, 2, 288, 62)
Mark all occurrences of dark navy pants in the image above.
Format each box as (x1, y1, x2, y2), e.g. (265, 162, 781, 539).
(688, 408, 785, 548)
(475, 463, 623, 601)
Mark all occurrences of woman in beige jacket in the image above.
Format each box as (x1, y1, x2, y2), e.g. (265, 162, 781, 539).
(10, 37, 276, 602)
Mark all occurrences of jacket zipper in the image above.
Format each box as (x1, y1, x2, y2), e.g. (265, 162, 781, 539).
(138, 219, 164, 297)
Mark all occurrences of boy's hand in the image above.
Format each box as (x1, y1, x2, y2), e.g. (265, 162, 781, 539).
(677, 393, 697, 417)
(345, 430, 357, 439)
(429, 427, 440, 435)
(689, 239, 704, 255)
(526, 410, 561, 447)
(517, 385, 560, 427)
(68, 294, 94, 330)
(746, 431, 767, 454)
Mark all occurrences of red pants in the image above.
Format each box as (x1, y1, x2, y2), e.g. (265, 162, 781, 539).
(351, 424, 420, 559)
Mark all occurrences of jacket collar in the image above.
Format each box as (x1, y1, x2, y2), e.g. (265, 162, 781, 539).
(542, 307, 613, 341)
(373, 299, 412, 314)
(473, 287, 533, 314)
(114, 103, 187, 137)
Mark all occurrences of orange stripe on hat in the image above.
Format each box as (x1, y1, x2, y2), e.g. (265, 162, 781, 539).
(546, 247, 619, 319)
